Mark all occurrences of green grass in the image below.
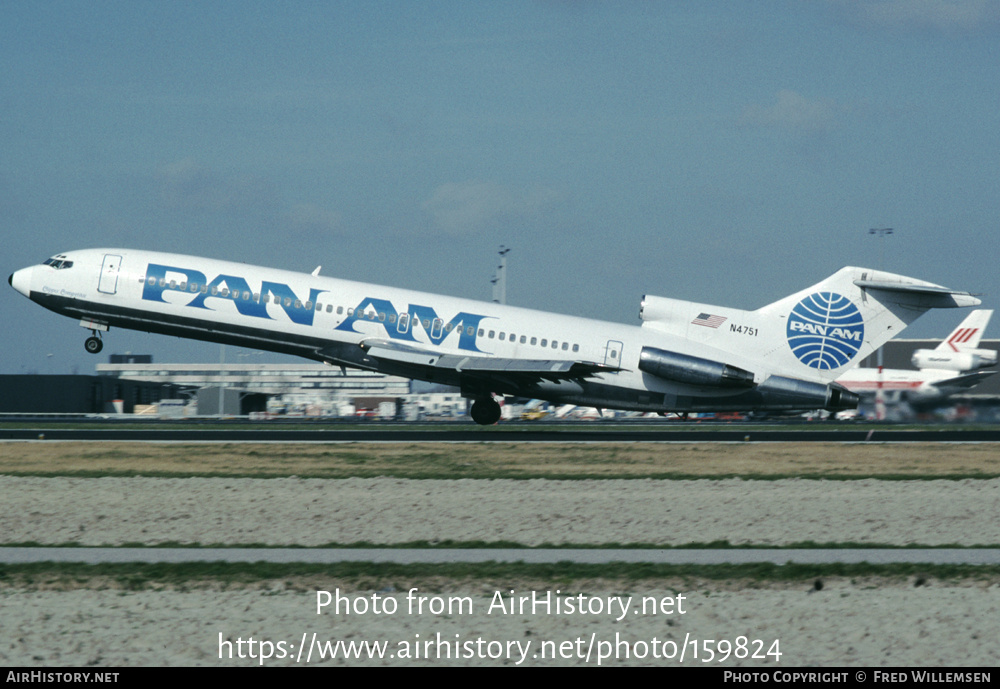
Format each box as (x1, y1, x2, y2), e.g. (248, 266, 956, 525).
(4, 540, 1000, 549)
(0, 561, 997, 591)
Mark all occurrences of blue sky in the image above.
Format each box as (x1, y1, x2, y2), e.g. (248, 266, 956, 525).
(3, 1, 998, 374)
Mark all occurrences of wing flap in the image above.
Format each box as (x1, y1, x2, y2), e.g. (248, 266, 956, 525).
(359, 338, 617, 381)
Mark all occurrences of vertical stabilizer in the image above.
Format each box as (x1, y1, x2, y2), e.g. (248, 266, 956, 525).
(754, 267, 980, 382)
(934, 309, 993, 352)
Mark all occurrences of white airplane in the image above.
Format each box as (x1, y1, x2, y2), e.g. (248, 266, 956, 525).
(836, 309, 997, 403)
(9, 248, 981, 424)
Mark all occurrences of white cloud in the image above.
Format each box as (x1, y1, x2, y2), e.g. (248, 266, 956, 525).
(740, 90, 841, 134)
(284, 203, 343, 235)
(421, 180, 562, 236)
(156, 159, 276, 214)
(837, 0, 1000, 32)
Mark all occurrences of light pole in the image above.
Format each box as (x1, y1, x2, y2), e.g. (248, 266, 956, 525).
(492, 245, 510, 305)
(868, 228, 894, 419)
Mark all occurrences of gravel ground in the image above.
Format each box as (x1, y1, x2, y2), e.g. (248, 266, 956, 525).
(2, 582, 998, 667)
(2, 476, 999, 546)
(2, 474, 999, 666)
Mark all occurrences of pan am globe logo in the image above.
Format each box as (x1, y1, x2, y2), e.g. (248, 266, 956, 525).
(786, 292, 865, 370)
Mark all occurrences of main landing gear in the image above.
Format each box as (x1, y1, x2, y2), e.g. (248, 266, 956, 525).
(84, 333, 104, 354)
(470, 396, 502, 426)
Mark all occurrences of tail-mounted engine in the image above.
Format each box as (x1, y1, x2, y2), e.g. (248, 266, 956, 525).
(638, 346, 755, 388)
(911, 349, 997, 372)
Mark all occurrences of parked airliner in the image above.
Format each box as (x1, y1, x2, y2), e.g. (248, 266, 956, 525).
(837, 309, 997, 403)
(9, 249, 981, 424)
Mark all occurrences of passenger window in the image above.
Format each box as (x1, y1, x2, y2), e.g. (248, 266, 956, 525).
(552, 341, 558, 349)
(541, 339, 547, 347)
(467, 326, 475, 336)
(388, 313, 397, 323)
(478, 328, 485, 337)
(520, 335, 526, 344)
(179, 282, 187, 291)
(304, 300, 312, 309)
(562, 342, 568, 351)
(499, 332, 505, 341)
(191, 283, 200, 292)
(327, 304, 333, 313)
(286, 298, 293, 308)
(531, 337, 537, 346)
(572, 344, 579, 352)
(489, 330, 495, 339)
(337, 306, 344, 314)
(378, 312, 386, 322)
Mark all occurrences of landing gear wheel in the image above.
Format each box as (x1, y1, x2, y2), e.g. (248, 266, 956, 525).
(470, 397, 502, 425)
(85, 336, 103, 354)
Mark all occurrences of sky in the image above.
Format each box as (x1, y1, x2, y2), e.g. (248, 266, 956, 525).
(3, 1, 998, 375)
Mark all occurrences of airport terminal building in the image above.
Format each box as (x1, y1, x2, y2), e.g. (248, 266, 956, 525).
(0, 354, 415, 418)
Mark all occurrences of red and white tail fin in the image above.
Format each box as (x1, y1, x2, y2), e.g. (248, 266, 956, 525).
(934, 309, 993, 353)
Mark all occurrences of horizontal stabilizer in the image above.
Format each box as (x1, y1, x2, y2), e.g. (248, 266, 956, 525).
(931, 370, 999, 390)
(853, 278, 981, 308)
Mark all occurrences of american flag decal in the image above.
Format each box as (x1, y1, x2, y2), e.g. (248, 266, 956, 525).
(692, 313, 727, 328)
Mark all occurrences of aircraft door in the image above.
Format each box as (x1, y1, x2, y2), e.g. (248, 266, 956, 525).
(604, 340, 623, 368)
(97, 254, 123, 295)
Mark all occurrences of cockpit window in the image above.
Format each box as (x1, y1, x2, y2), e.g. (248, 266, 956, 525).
(43, 257, 74, 270)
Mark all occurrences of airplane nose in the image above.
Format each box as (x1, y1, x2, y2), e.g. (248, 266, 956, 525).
(9, 267, 33, 298)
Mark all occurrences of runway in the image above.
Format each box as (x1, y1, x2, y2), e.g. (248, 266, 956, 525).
(3, 424, 1000, 442)
(3, 547, 1000, 565)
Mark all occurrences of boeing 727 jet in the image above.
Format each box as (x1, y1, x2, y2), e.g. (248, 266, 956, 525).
(9, 249, 981, 424)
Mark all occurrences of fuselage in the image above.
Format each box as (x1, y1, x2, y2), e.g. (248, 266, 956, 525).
(10, 248, 869, 414)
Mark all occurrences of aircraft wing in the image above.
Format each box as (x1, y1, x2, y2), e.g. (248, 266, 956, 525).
(314, 339, 619, 395)
(931, 370, 999, 390)
(357, 339, 618, 383)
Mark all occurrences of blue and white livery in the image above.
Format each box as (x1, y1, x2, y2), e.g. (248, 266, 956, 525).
(9, 249, 981, 423)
